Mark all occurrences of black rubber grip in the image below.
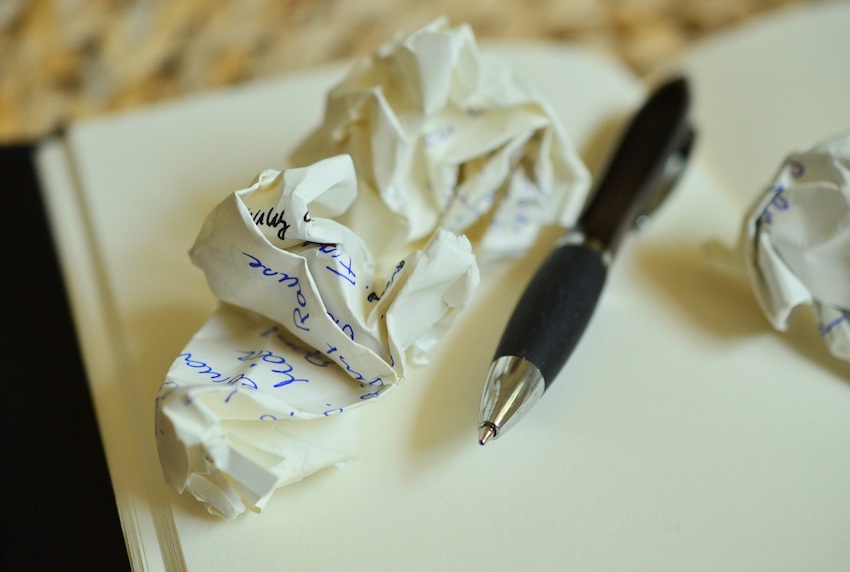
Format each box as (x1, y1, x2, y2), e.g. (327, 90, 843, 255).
(494, 242, 607, 388)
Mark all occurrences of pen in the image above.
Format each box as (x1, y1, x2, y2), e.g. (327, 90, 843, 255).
(478, 76, 696, 445)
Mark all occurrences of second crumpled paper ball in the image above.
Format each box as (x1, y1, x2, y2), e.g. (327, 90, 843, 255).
(290, 17, 591, 267)
(742, 131, 850, 361)
(156, 155, 480, 518)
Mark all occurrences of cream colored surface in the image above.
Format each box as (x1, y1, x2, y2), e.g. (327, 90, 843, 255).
(35, 3, 850, 571)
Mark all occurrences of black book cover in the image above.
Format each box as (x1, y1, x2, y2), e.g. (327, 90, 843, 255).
(2, 144, 130, 570)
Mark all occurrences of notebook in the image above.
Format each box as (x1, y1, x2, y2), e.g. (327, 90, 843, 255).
(34, 3, 850, 570)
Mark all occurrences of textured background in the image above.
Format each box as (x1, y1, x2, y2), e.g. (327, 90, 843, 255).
(0, 0, 820, 143)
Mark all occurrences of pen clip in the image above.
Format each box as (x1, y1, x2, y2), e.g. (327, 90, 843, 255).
(634, 124, 696, 230)
(579, 75, 696, 258)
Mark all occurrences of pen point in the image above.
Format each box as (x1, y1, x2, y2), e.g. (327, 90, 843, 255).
(477, 356, 545, 445)
(478, 423, 496, 446)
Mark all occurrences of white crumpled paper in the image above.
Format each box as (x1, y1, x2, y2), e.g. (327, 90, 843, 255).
(291, 17, 590, 267)
(156, 18, 590, 519)
(156, 156, 480, 518)
(742, 131, 850, 361)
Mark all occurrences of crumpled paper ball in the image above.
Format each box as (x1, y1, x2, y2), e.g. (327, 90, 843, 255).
(156, 155, 479, 518)
(742, 131, 849, 361)
(290, 17, 590, 268)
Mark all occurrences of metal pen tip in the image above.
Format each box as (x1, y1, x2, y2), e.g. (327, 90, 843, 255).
(478, 423, 496, 446)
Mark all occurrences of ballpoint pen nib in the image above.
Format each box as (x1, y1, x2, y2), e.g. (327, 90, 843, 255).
(478, 423, 496, 446)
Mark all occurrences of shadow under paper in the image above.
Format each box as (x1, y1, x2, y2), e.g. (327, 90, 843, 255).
(637, 243, 850, 381)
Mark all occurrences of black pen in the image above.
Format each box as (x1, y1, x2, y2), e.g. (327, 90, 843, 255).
(478, 76, 696, 445)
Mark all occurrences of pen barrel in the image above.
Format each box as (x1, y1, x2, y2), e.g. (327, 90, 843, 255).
(495, 243, 607, 388)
